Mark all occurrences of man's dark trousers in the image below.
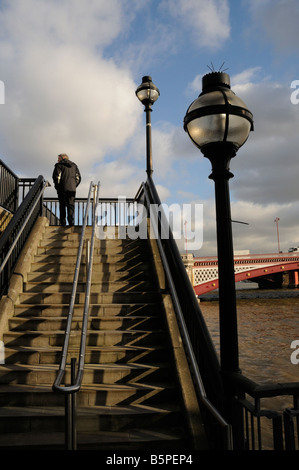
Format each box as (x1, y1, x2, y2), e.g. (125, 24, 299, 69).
(58, 190, 75, 226)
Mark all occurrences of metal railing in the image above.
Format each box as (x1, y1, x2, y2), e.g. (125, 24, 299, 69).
(43, 196, 138, 227)
(137, 176, 232, 449)
(2, 158, 297, 449)
(0, 176, 50, 296)
(50, 177, 230, 450)
(231, 372, 299, 450)
(18, 178, 37, 203)
(137, 177, 299, 450)
(0, 159, 19, 212)
(0, 159, 41, 213)
(52, 181, 100, 450)
(43, 197, 95, 226)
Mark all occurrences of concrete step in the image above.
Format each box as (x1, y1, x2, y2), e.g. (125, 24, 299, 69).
(40, 233, 144, 242)
(3, 329, 165, 348)
(0, 402, 182, 434)
(0, 381, 178, 407)
(8, 315, 160, 332)
(0, 428, 188, 451)
(36, 246, 149, 260)
(4, 345, 169, 365)
(27, 270, 150, 283)
(0, 362, 173, 386)
(14, 303, 160, 317)
(22, 280, 153, 293)
(36, 246, 149, 257)
(0, 428, 188, 450)
(17, 291, 161, 304)
(33, 253, 148, 264)
(75, 427, 188, 451)
(44, 225, 134, 237)
(29, 260, 151, 274)
(41, 232, 138, 243)
(0, 402, 187, 450)
(0, 223, 195, 450)
(39, 238, 148, 251)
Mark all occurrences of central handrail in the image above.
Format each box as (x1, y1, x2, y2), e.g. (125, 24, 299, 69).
(53, 181, 100, 394)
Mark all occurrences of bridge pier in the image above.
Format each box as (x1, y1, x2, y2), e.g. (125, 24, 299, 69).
(285, 270, 299, 289)
(256, 273, 283, 289)
(181, 253, 195, 285)
(256, 271, 299, 289)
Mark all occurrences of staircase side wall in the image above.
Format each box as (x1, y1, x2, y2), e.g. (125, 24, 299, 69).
(0, 216, 49, 341)
(0, 207, 13, 236)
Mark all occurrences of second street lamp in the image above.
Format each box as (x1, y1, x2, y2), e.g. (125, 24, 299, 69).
(135, 76, 160, 177)
(183, 71, 254, 398)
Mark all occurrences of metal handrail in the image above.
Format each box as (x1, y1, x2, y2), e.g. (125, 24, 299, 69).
(140, 176, 232, 450)
(0, 179, 50, 275)
(0, 159, 19, 212)
(53, 181, 100, 394)
(140, 177, 299, 450)
(0, 176, 50, 296)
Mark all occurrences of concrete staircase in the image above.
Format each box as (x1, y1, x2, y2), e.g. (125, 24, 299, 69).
(0, 225, 203, 450)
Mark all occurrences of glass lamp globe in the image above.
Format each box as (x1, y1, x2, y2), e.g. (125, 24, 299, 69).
(136, 76, 160, 106)
(184, 72, 253, 151)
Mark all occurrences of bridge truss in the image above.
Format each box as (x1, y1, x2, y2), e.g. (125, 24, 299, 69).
(190, 254, 299, 296)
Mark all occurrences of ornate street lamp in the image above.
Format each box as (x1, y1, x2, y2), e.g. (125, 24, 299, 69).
(135, 76, 160, 176)
(184, 72, 253, 382)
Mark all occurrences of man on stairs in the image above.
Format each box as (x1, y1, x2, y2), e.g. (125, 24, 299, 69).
(52, 153, 81, 226)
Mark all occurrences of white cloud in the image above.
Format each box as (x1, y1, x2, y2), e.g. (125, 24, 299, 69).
(229, 77, 299, 206)
(188, 197, 299, 257)
(0, 0, 141, 182)
(0, 0, 124, 51)
(161, 0, 230, 50)
(0, 1, 298, 261)
(231, 67, 262, 86)
(247, 0, 299, 55)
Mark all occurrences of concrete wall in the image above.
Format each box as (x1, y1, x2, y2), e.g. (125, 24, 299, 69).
(0, 207, 13, 236)
(0, 216, 49, 341)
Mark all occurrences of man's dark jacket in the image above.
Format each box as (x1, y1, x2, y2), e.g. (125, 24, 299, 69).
(52, 159, 81, 192)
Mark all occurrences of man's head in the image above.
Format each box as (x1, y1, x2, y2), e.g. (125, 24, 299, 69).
(58, 153, 69, 162)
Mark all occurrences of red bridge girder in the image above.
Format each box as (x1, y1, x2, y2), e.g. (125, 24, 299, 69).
(194, 260, 299, 296)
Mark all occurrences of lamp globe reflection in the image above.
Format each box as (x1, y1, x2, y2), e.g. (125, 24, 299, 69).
(183, 71, 253, 164)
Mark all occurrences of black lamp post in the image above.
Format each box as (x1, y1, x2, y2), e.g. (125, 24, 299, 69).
(135, 76, 160, 176)
(184, 72, 253, 386)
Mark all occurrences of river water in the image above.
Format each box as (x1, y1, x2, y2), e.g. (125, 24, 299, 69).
(199, 283, 299, 448)
(199, 283, 299, 385)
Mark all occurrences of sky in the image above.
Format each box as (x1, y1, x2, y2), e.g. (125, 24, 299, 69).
(0, 0, 299, 256)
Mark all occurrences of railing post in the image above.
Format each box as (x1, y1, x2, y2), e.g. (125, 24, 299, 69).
(273, 415, 284, 450)
(71, 358, 77, 450)
(86, 239, 90, 280)
(65, 358, 77, 450)
(65, 393, 72, 450)
(284, 408, 296, 450)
